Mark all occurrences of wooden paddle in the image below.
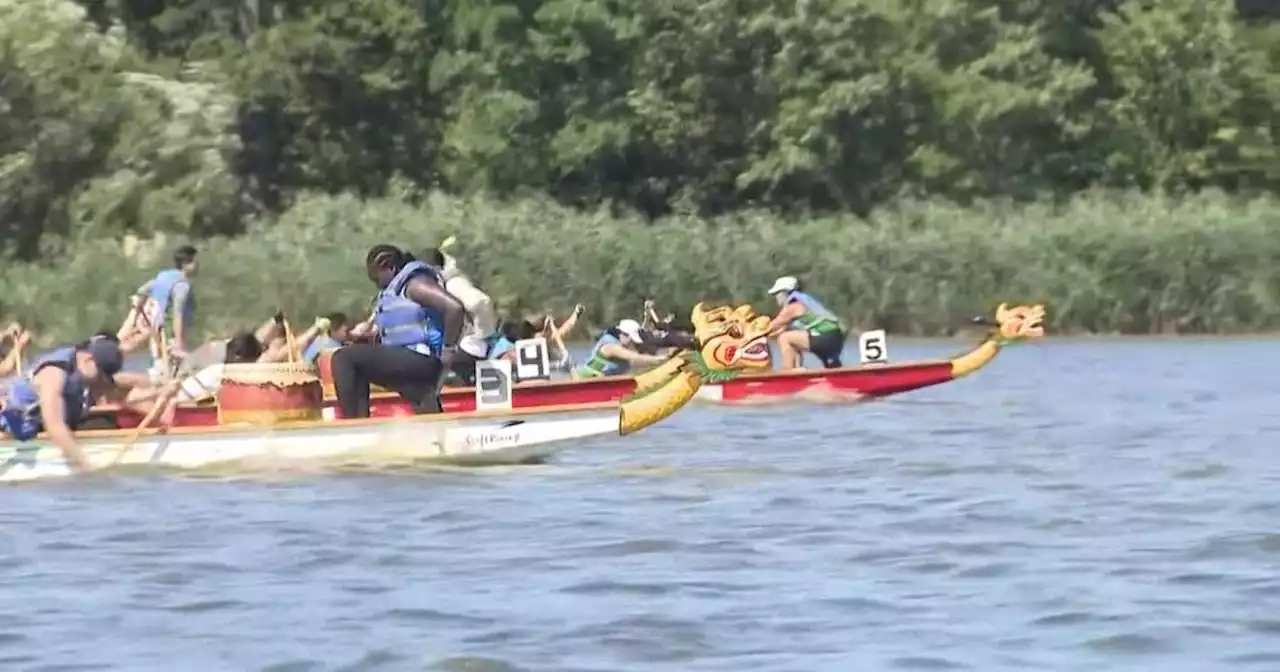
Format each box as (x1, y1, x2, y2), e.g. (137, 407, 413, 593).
(282, 316, 299, 363)
(544, 314, 571, 369)
(107, 382, 179, 468)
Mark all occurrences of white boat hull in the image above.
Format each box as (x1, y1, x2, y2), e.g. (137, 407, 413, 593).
(0, 411, 621, 483)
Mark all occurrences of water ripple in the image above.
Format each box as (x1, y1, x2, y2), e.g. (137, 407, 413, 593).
(0, 340, 1277, 670)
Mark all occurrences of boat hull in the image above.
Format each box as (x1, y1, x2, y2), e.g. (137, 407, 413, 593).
(105, 358, 957, 429)
(0, 410, 621, 483)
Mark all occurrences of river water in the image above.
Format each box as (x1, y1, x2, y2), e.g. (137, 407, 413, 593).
(1, 338, 1277, 671)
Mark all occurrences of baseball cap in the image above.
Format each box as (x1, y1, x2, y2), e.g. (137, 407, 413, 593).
(85, 337, 123, 383)
(768, 276, 799, 295)
(616, 319, 645, 343)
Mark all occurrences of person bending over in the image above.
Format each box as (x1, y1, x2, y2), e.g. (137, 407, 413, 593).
(331, 245, 465, 417)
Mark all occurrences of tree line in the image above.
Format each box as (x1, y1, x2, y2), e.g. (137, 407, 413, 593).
(2, 0, 1277, 263)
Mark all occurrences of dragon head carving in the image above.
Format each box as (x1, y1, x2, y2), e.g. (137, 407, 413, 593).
(690, 302, 773, 372)
(993, 303, 1047, 341)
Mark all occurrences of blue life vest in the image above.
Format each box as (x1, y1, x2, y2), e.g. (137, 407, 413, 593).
(577, 333, 629, 378)
(373, 261, 444, 357)
(785, 291, 842, 335)
(302, 335, 343, 364)
(0, 347, 91, 441)
(487, 334, 514, 360)
(146, 269, 195, 330)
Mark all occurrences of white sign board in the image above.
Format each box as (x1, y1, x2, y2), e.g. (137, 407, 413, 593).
(474, 359, 513, 410)
(513, 337, 551, 381)
(858, 329, 888, 364)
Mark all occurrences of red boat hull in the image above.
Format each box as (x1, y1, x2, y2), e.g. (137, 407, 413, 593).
(103, 359, 958, 429)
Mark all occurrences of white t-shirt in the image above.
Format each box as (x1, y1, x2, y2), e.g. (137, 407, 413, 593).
(441, 254, 496, 358)
(176, 364, 224, 402)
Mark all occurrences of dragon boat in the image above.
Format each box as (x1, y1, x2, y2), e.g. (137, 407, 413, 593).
(99, 301, 1045, 429)
(0, 303, 771, 482)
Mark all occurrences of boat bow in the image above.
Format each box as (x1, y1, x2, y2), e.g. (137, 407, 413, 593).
(949, 302, 1047, 378)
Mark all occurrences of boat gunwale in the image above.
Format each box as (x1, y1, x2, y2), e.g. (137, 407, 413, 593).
(88, 335, 999, 416)
(16, 401, 622, 443)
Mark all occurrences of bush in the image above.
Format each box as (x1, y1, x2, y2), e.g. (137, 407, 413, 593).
(6, 190, 1278, 343)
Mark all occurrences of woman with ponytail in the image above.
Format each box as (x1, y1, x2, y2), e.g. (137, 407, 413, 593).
(330, 244, 466, 417)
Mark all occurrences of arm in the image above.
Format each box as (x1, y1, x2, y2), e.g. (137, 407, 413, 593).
(599, 342, 667, 365)
(768, 302, 806, 335)
(170, 281, 190, 352)
(254, 315, 280, 345)
(32, 366, 89, 471)
(552, 305, 584, 339)
(405, 277, 466, 348)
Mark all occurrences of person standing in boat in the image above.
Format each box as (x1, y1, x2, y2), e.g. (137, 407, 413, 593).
(418, 246, 495, 386)
(331, 245, 465, 417)
(574, 319, 668, 379)
(766, 276, 846, 369)
(0, 335, 177, 472)
(117, 244, 200, 370)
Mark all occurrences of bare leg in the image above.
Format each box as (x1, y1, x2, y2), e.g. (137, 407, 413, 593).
(777, 330, 810, 370)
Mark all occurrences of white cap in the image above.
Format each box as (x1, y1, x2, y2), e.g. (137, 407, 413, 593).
(616, 318, 645, 343)
(768, 276, 799, 295)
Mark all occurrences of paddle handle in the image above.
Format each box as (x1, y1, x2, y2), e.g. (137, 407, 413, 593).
(109, 387, 176, 467)
(283, 318, 298, 363)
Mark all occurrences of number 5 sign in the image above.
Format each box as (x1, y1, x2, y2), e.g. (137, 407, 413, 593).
(858, 329, 888, 364)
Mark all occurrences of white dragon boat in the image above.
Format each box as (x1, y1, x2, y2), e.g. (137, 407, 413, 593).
(0, 302, 772, 482)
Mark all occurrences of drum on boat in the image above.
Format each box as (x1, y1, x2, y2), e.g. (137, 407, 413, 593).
(216, 361, 325, 425)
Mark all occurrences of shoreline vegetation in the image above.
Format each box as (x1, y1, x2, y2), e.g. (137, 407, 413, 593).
(3, 0, 1278, 343)
(7, 190, 1280, 344)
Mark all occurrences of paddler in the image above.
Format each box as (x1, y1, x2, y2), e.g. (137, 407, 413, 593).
(574, 319, 668, 379)
(0, 335, 177, 472)
(418, 246, 495, 386)
(171, 310, 348, 403)
(330, 245, 465, 417)
(117, 244, 200, 368)
(766, 276, 846, 369)
(300, 313, 352, 365)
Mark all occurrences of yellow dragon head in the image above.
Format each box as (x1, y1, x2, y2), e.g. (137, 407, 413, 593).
(993, 302, 1047, 341)
(619, 302, 773, 435)
(690, 302, 773, 372)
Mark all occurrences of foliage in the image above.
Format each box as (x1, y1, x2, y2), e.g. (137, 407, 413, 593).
(1, 0, 1277, 337)
(4, 191, 1278, 341)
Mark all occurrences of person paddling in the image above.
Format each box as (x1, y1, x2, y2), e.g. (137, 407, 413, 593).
(766, 276, 846, 369)
(574, 319, 667, 379)
(330, 245, 465, 417)
(0, 336, 176, 472)
(299, 313, 352, 365)
(118, 244, 200, 372)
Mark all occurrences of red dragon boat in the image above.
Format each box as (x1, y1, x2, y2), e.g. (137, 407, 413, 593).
(97, 302, 1045, 430)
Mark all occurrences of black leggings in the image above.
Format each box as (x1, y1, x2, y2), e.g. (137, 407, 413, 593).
(331, 344, 444, 418)
(446, 350, 481, 386)
(809, 330, 845, 369)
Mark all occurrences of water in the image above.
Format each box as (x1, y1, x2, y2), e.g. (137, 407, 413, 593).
(1, 338, 1278, 671)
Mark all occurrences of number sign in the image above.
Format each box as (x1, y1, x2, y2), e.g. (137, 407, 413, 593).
(475, 359, 513, 410)
(858, 329, 888, 364)
(514, 337, 551, 382)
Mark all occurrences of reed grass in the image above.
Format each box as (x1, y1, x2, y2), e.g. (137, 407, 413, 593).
(5, 189, 1279, 344)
